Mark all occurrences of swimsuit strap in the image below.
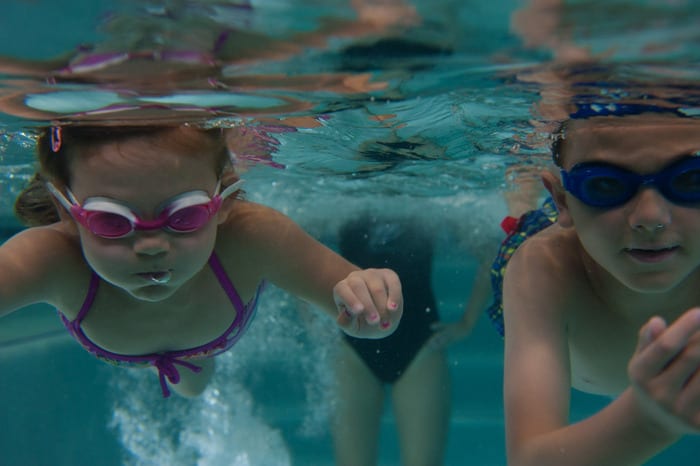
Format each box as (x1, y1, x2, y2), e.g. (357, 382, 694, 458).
(73, 272, 101, 326)
(61, 253, 260, 398)
(208, 252, 247, 313)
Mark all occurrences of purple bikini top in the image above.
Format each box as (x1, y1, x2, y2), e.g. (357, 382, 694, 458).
(59, 252, 264, 397)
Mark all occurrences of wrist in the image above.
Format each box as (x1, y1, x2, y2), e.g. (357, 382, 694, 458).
(621, 388, 686, 442)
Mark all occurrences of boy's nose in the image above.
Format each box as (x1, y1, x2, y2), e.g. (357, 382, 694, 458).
(132, 231, 171, 256)
(627, 187, 672, 232)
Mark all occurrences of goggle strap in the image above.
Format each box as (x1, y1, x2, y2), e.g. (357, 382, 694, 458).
(163, 192, 213, 213)
(81, 199, 138, 222)
(560, 169, 572, 192)
(219, 179, 245, 201)
(45, 182, 76, 212)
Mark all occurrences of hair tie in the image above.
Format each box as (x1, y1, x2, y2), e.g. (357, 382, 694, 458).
(50, 126, 62, 152)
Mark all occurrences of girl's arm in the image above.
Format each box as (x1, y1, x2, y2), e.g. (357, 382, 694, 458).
(0, 226, 80, 316)
(427, 258, 491, 349)
(502, 238, 682, 466)
(221, 202, 402, 339)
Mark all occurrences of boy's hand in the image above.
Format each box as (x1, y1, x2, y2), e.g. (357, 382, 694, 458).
(333, 268, 403, 339)
(628, 308, 700, 435)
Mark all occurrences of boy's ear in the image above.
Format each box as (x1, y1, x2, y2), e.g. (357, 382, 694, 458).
(541, 169, 574, 228)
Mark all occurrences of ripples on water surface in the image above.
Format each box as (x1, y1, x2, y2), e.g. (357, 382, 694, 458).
(2, 1, 699, 223)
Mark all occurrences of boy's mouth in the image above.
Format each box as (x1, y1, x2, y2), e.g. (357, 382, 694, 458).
(624, 246, 679, 263)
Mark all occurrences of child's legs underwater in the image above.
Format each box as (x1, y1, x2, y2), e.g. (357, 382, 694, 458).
(332, 339, 451, 466)
(392, 345, 451, 466)
(332, 339, 386, 466)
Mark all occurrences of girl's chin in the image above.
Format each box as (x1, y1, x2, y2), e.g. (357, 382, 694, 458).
(127, 285, 179, 302)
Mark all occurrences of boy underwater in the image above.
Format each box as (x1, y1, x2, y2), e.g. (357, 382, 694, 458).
(491, 111, 700, 465)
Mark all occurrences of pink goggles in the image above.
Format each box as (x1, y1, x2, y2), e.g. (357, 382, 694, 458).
(46, 180, 243, 239)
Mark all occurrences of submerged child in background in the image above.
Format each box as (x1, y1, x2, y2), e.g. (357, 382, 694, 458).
(490, 113, 700, 465)
(332, 214, 489, 466)
(1, 124, 402, 398)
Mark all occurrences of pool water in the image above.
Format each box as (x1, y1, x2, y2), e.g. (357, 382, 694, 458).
(1, 259, 698, 465)
(2, 0, 700, 465)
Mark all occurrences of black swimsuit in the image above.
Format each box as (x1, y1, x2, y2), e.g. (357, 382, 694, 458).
(339, 218, 438, 384)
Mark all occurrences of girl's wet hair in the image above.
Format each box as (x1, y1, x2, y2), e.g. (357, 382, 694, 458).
(15, 124, 235, 227)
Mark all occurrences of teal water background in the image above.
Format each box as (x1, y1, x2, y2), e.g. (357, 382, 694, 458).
(1, 0, 700, 464)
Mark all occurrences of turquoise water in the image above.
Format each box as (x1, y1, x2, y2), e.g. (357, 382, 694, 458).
(2, 0, 700, 465)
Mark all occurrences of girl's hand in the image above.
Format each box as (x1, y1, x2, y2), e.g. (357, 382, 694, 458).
(427, 320, 474, 350)
(627, 308, 700, 436)
(333, 268, 403, 339)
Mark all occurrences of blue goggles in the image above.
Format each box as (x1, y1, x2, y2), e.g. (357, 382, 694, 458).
(561, 155, 700, 208)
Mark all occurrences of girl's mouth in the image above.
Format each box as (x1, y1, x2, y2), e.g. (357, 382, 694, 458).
(137, 271, 172, 284)
(624, 246, 679, 263)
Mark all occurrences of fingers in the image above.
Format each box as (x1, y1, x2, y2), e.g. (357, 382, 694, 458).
(634, 316, 667, 354)
(428, 321, 472, 350)
(628, 308, 700, 433)
(333, 268, 403, 338)
(661, 330, 700, 387)
(631, 310, 700, 380)
(676, 359, 700, 427)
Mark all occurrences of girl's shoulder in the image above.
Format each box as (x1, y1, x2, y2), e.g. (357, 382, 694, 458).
(218, 200, 300, 243)
(1, 223, 91, 310)
(214, 200, 310, 293)
(5, 222, 82, 259)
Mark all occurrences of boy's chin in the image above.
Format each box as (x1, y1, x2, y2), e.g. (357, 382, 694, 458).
(618, 272, 689, 295)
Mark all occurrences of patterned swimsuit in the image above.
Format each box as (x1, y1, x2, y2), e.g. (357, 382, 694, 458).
(487, 198, 558, 337)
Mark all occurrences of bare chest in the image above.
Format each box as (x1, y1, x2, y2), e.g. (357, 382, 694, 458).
(567, 312, 638, 395)
(63, 268, 257, 356)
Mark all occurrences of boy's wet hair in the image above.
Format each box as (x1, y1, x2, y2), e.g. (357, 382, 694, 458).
(15, 124, 234, 227)
(550, 120, 568, 167)
(551, 99, 700, 168)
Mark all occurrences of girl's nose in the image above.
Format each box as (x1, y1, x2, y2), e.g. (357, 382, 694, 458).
(132, 231, 171, 256)
(627, 187, 672, 232)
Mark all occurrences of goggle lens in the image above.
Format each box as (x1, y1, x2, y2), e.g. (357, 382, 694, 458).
(669, 167, 700, 201)
(87, 212, 134, 238)
(562, 156, 700, 208)
(164, 205, 211, 233)
(46, 179, 243, 239)
(578, 175, 634, 207)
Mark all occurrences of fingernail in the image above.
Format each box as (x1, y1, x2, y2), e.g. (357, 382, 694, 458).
(368, 312, 380, 323)
(380, 321, 391, 330)
(388, 301, 398, 310)
(338, 304, 351, 317)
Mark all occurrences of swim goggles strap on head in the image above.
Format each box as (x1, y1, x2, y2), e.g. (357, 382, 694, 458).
(45, 179, 244, 238)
